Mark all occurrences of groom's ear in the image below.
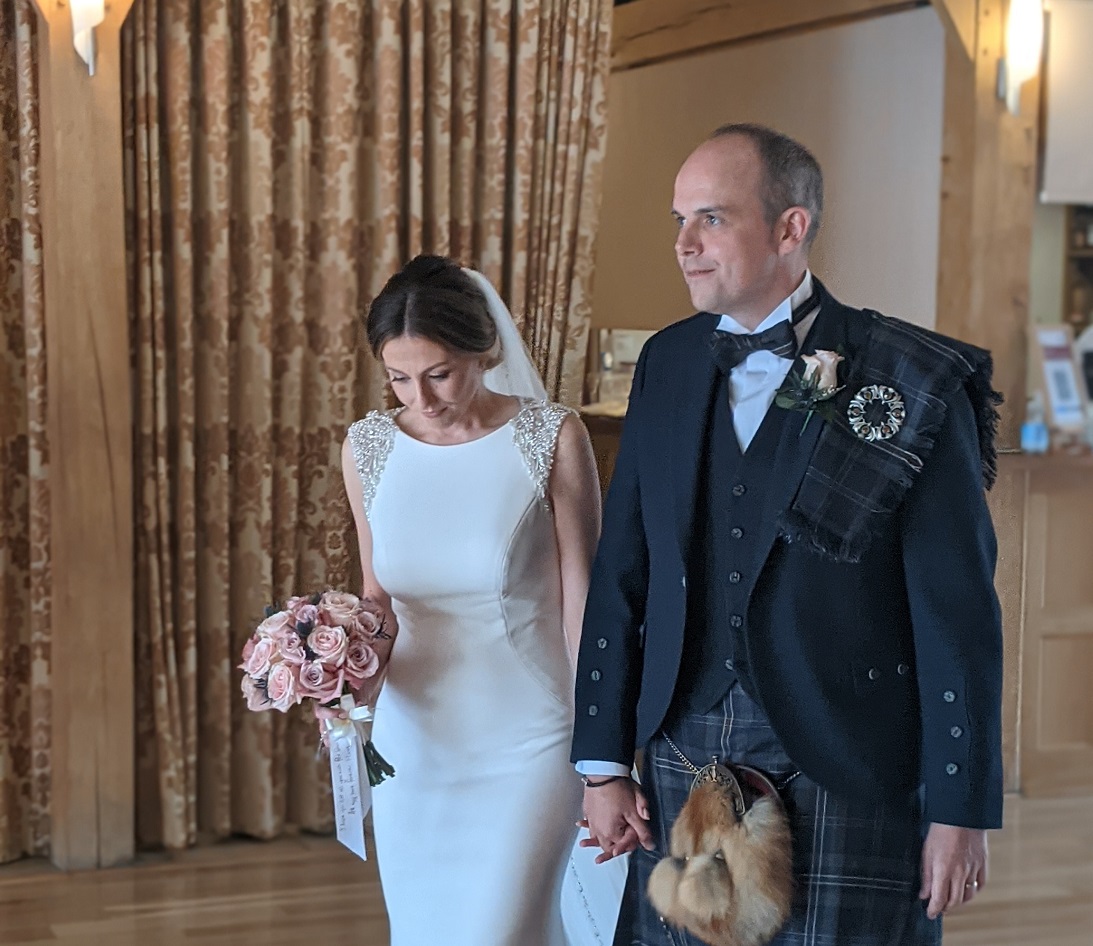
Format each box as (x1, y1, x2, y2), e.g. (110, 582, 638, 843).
(776, 207, 811, 256)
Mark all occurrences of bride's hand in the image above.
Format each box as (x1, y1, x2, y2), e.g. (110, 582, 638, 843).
(314, 702, 348, 747)
(581, 778, 654, 864)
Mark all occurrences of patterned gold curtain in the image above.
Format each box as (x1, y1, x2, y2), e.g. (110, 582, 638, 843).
(124, 0, 612, 850)
(0, 0, 51, 865)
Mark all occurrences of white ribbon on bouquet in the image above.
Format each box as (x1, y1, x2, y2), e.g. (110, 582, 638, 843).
(324, 694, 376, 860)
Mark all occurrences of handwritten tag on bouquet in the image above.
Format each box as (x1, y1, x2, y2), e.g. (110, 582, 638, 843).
(328, 720, 372, 860)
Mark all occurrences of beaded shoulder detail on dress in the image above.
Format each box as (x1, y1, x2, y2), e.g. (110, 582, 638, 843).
(347, 410, 400, 517)
(511, 399, 575, 504)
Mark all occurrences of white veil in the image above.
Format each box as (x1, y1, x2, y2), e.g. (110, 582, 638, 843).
(462, 268, 549, 401)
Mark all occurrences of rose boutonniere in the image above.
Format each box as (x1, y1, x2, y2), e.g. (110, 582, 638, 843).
(775, 350, 845, 435)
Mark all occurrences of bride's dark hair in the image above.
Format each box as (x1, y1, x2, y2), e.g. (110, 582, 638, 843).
(366, 255, 500, 365)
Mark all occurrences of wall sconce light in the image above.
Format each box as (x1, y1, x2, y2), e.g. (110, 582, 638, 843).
(70, 0, 105, 76)
(999, 0, 1045, 115)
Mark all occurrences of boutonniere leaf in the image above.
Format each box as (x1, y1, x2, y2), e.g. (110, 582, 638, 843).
(776, 350, 846, 435)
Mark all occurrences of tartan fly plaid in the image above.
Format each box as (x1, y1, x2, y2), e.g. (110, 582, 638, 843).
(778, 312, 1001, 564)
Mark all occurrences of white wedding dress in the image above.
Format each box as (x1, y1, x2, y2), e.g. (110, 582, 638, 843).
(348, 398, 625, 946)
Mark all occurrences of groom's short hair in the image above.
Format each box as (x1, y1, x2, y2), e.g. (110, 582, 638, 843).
(711, 123, 824, 248)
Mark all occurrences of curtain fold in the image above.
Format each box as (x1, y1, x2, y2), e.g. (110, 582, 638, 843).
(120, 0, 612, 851)
(0, 0, 51, 865)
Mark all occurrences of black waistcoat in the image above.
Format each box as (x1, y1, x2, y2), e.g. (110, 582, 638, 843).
(670, 373, 790, 720)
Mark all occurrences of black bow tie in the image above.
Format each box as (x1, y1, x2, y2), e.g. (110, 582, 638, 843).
(710, 320, 797, 373)
(708, 286, 821, 375)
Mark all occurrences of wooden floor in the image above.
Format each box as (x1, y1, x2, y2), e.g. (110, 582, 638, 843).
(0, 794, 1090, 945)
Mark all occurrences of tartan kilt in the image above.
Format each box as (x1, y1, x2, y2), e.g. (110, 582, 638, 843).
(615, 683, 942, 946)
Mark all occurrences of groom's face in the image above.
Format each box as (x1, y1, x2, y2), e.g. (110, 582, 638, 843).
(672, 136, 782, 319)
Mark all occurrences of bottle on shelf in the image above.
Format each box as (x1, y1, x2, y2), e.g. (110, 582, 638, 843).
(1021, 391, 1051, 455)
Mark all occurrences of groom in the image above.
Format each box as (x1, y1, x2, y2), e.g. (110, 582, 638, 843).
(571, 124, 1004, 945)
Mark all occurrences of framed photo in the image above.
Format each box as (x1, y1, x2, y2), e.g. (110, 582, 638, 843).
(1032, 326, 1088, 430)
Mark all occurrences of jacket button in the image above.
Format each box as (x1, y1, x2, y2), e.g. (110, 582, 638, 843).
(597, 638, 608, 649)
(943, 690, 956, 703)
(590, 670, 602, 682)
(950, 726, 963, 738)
(730, 615, 743, 628)
(897, 663, 910, 676)
(732, 484, 746, 497)
(588, 705, 599, 717)
(867, 667, 880, 681)
(724, 659, 734, 671)
(728, 571, 742, 584)
(730, 527, 744, 539)
(945, 762, 959, 776)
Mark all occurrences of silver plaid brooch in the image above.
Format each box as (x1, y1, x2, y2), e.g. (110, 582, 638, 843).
(847, 385, 906, 442)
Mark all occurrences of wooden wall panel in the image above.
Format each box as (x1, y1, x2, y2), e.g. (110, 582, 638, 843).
(935, 0, 1040, 449)
(612, 0, 925, 70)
(32, 0, 136, 870)
(1019, 458, 1093, 798)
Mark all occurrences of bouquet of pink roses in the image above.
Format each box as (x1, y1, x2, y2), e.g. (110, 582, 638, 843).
(239, 590, 395, 787)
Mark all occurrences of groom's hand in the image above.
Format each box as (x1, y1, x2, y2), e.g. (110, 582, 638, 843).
(580, 779, 654, 864)
(919, 822, 988, 919)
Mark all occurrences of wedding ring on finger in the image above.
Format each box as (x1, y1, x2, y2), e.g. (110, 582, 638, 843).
(964, 881, 979, 890)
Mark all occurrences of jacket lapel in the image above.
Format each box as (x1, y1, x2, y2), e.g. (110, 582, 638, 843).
(670, 313, 721, 559)
(752, 290, 850, 559)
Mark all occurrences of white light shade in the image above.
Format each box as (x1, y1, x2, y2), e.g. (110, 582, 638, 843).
(70, 0, 105, 75)
(1040, 0, 1093, 203)
(1005, 0, 1045, 114)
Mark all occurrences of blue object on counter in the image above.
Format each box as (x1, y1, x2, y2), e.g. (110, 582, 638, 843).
(1020, 421, 1050, 454)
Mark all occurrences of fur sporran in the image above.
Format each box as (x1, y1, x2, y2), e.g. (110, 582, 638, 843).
(647, 761, 794, 946)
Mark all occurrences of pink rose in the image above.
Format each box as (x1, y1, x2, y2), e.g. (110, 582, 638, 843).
(298, 660, 346, 704)
(319, 591, 361, 627)
(345, 639, 380, 686)
(256, 611, 294, 640)
(265, 662, 301, 712)
(241, 673, 273, 712)
(279, 631, 307, 665)
(308, 626, 348, 667)
(348, 606, 385, 639)
(293, 603, 319, 628)
(240, 636, 277, 678)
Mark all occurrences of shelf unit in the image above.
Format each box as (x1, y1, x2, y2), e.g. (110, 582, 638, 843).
(1063, 205, 1093, 334)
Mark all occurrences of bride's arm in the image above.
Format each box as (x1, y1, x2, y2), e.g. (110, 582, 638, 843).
(341, 436, 397, 705)
(549, 414, 602, 669)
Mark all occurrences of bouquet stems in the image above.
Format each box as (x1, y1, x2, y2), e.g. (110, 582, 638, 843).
(362, 740, 396, 786)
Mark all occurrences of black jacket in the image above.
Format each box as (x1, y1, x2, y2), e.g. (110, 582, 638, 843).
(571, 284, 1004, 829)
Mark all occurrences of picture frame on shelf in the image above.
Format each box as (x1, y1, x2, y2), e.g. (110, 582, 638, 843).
(1031, 325, 1088, 431)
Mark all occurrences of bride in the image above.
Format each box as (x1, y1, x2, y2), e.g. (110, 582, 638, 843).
(338, 255, 626, 944)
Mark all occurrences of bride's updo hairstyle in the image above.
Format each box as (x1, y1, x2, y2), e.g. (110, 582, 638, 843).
(367, 255, 501, 368)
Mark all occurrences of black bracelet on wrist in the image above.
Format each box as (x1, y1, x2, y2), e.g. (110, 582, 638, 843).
(581, 774, 626, 788)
